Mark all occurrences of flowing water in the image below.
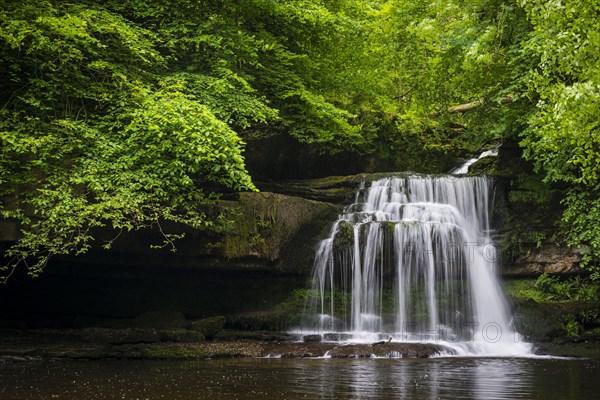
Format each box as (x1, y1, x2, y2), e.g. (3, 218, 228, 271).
(303, 174, 532, 356)
(450, 148, 498, 174)
(1, 358, 598, 399)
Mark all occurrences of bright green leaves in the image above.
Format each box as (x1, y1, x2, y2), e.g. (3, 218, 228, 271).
(2, 87, 256, 277)
(519, 0, 600, 184)
(516, 0, 600, 273)
(279, 88, 363, 149)
(4, 0, 599, 277)
(562, 183, 600, 279)
(367, 0, 529, 157)
(522, 81, 600, 184)
(120, 88, 256, 193)
(0, 1, 255, 278)
(162, 72, 280, 131)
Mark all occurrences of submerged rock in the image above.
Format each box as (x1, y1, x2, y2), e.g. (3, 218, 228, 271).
(322, 333, 354, 342)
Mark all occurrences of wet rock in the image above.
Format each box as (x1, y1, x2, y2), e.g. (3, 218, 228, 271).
(260, 342, 332, 358)
(328, 343, 449, 358)
(0, 355, 42, 363)
(189, 316, 226, 339)
(257, 172, 422, 203)
(226, 311, 300, 332)
(139, 341, 265, 359)
(323, 333, 353, 342)
(303, 334, 322, 343)
(327, 344, 373, 358)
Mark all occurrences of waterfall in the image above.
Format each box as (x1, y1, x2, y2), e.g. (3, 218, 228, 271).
(304, 174, 532, 356)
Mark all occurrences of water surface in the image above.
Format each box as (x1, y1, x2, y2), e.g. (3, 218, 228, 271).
(1, 357, 597, 399)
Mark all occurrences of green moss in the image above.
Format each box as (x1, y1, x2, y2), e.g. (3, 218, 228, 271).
(217, 192, 338, 263)
(467, 156, 497, 175)
(159, 330, 205, 343)
(333, 221, 354, 249)
(505, 278, 600, 341)
(504, 279, 546, 302)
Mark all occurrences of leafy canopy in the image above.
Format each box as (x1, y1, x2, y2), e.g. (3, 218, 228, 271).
(2, 0, 600, 278)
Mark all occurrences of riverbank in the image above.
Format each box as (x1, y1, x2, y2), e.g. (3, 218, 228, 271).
(2, 328, 598, 362)
(0, 329, 451, 361)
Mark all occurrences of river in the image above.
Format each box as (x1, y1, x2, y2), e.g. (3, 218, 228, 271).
(1, 357, 597, 399)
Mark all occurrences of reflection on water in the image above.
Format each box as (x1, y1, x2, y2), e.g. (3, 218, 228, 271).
(1, 357, 598, 400)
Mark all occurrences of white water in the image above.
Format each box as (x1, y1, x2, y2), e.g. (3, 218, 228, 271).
(303, 174, 532, 356)
(450, 148, 498, 174)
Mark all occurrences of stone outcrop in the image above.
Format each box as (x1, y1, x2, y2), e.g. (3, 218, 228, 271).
(35, 191, 339, 275)
(469, 138, 583, 276)
(502, 244, 584, 276)
(219, 192, 339, 266)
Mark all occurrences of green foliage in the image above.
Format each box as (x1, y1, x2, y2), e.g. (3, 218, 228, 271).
(504, 279, 547, 303)
(535, 273, 599, 302)
(514, 0, 600, 274)
(561, 184, 600, 278)
(0, 0, 257, 277)
(374, 0, 600, 272)
(1, 0, 476, 277)
(2, 0, 600, 278)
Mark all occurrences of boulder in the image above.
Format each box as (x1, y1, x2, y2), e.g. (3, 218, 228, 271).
(219, 192, 338, 268)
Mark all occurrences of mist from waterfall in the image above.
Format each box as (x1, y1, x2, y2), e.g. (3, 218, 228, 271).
(304, 175, 532, 356)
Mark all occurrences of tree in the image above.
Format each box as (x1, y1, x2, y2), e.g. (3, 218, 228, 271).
(0, 1, 255, 277)
(517, 0, 600, 276)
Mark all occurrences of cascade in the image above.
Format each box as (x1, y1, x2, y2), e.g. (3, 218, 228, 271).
(304, 174, 532, 356)
(450, 148, 498, 174)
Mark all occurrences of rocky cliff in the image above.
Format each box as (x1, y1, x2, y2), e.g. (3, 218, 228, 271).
(468, 139, 584, 276)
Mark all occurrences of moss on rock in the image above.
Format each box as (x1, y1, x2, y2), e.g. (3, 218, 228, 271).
(215, 192, 338, 273)
(504, 278, 600, 342)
